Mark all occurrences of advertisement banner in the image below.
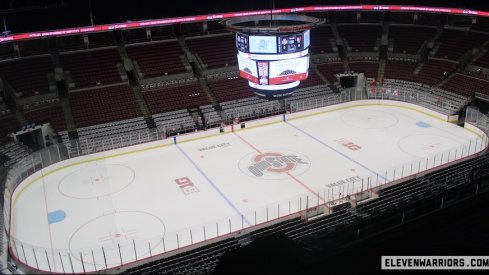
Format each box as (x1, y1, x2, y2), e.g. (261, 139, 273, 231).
(237, 54, 259, 83)
(268, 56, 309, 85)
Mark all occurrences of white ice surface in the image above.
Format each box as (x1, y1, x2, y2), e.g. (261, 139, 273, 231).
(11, 105, 483, 272)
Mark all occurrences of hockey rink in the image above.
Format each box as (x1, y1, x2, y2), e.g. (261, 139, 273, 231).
(10, 104, 486, 272)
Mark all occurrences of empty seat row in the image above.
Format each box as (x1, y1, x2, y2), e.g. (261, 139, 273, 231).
(143, 82, 210, 114)
(126, 41, 186, 78)
(68, 83, 142, 128)
(60, 48, 123, 88)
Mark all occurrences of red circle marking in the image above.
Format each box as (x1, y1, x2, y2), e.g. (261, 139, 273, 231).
(254, 152, 282, 162)
(268, 163, 295, 173)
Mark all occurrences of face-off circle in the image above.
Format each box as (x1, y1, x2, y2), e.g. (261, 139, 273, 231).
(58, 164, 135, 199)
(238, 149, 311, 180)
(68, 211, 166, 267)
(340, 109, 399, 129)
(397, 134, 464, 158)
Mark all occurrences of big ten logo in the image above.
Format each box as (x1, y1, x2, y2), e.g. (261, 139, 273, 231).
(174, 177, 200, 196)
(335, 138, 362, 151)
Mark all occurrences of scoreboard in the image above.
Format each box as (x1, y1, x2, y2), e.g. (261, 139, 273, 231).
(235, 30, 311, 99)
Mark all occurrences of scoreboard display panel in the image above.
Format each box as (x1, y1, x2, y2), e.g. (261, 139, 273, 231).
(249, 35, 277, 54)
(303, 30, 310, 49)
(236, 33, 249, 52)
(278, 33, 304, 53)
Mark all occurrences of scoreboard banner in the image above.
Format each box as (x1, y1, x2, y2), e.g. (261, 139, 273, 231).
(238, 54, 310, 86)
(237, 54, 259, 83)
(269, 56, 309, 85)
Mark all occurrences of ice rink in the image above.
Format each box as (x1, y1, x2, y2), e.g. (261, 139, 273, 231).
(10, 104, 485, 272)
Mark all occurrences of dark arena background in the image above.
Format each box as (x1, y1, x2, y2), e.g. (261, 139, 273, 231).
(1, 0, 489, 274)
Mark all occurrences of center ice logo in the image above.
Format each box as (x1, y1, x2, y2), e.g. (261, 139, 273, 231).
(239, 150, 311, 180)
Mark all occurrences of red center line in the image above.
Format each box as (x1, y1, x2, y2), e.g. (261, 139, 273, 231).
(286, 172, 325, 203)
(233, 132, 325, 202)
(233, 132, 262, 154)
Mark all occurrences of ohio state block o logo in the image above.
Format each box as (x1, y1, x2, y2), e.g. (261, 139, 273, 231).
(238, 149, 311, 180)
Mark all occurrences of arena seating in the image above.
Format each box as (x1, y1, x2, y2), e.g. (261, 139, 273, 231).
(207, 76, 255, 102)
(316, 63, 344, 83)
(0, 152, 9, 167)
(287, 85, 333, 103)
(125, 238, 240, 274)
(309, 26, 334, 54)
(143, 81, 210, 114)
(24, 106, 67, 132)
(0, 141, 30, 167)
(441, 73, 489, 97)
(435, 29, 488, 60)
(380, 79, 468, 114)
(0, 56, 53, 97)
(221, 97, 283, 122)
(389, 12, 414, 24)
(334, 12, 358, 23)
(17, 39, 50, 57)
(69, 83, 142, 128)
(122, 28, 148, 44)
(348, 61, 379, 79)
(337, 25, 382, 52)
(200, 104, 221, 128)
(287, 84, 343, 111)
(389, 26, 436, 54)
(300, 69, 327, 87)
(0, 115, 21, 142)
(474, 50, 489, 68)
(56, 35, 86, 52)
(413, 59, 457, 86)
(150, 25, 177, 41)
(87, 32, 116, 48)
(0, 43, 14, 59)
(417, 12, 443, 26)
(285, 208, 353, 240)
(152, 109, 196, 134)
(60, 48, 123, 88)
(77, 117, 148, 141)
(181, 23, 205, 37)
(384, 61, 417, 82)
(206, 21, 227, 34)
(0, 98, 7, 116)
(126, 41, 186, 78)
(185, 35, 236, 68)
(360, 11, 384, 23)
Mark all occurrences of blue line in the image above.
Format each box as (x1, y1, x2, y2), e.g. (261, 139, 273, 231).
(176, 144, 252, 226)
(285, 121, 387, 181)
